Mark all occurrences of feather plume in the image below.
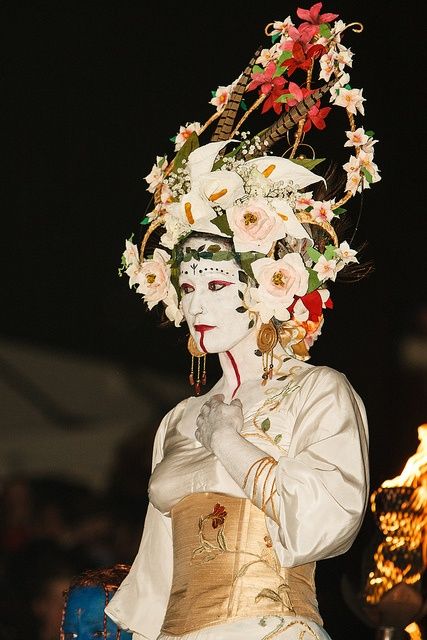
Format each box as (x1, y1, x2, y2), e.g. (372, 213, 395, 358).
(210, 47, 263, 142)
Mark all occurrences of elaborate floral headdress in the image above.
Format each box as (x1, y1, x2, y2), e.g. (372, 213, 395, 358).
(121, 3, 380, 362)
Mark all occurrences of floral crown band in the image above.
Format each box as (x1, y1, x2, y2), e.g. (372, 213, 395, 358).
(121, 3, 380, 361)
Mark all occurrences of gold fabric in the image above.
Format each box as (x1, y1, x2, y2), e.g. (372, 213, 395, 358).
(162, 492, 322, 634)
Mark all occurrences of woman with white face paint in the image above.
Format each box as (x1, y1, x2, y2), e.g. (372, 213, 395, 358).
(107, 232, 369, 640)
(106, 5, 378, 635)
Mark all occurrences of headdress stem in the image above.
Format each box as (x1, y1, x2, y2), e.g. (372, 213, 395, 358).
(230, 93, 266, 137)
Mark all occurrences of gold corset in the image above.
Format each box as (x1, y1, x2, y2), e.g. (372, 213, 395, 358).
(162, 492, 322, 634)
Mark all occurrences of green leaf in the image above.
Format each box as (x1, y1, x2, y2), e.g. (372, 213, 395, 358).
(238, 251, 265, 280)
(324, 244, 336, 260)
(207, 244, 221, 253)
(273, 65, 286, 79)
(236, 306, 247, 313)
(276, 375, 288, 381)
(140, 216, 150, 225)
(344, 84, 352, 90)
(365, 130, 375, 137)
(238, 270, 248, 284)
(252, 64, 265, 75)
(319, 23, 331, 38)
(199, 252, 213, 259)
(271, 32, 281, 44)
(248, 318, 255, 329)
(211, 213, 233, 236)
(361, 166, 373, 183)
(238, 289, 244, 300)
(274, 434, 282, 444)
(275, 92, 294, 103)
(240, 99, 248, 112)
(261, 418, 271, 432)
(171, 131, 199, 173)
(307, 268, 321, 293)
(211, 90, 217, 98)
(307, 246, 322, 262)
(290, 157, 325, 170)
(333, 206, 347, 216)
(211, 250, 234, 261)
(278, 50, 292, 65)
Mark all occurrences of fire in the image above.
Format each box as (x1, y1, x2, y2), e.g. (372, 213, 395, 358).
(382, 424, 427, 489)
(365, 425, 427, 606)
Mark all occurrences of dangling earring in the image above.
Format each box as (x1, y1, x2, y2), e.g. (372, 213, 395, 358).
(187, 335, 207, 396)
(256, 321, 278, 385)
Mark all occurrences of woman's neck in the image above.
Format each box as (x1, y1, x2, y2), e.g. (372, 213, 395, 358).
(217, 330, 264, 398)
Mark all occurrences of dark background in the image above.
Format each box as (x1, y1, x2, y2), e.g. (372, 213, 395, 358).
(3, 1, 427, 638)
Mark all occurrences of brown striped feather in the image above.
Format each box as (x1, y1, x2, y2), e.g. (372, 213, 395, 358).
(210, 46, 263, 142)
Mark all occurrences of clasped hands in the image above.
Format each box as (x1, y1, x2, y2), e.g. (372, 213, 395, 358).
(195, 393, 244, 453)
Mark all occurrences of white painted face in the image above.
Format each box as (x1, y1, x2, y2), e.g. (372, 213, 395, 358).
(179, 236, 254, 354)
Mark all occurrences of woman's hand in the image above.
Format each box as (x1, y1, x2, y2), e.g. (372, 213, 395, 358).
(195, 394, 244, 453)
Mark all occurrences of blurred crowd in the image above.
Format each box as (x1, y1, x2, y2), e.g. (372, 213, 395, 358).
(0, 426, 153, 640)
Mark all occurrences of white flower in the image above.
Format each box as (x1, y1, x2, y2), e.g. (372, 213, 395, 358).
(333, 87, 365, 115)
(296, 192, 314, 210)
(344, 127, 370, 148)
(270, 17, 294, 35)
(186, 140, 231, 180)
(134, 249, 171, 308)
(319, 51, 335, 81)
(329, 73, 350, 99)
(250, 253, 309, 322)
(256, 44, 281, 67)
(358, 150, 381, 184)
(310, 199, 335, 222)
(210, 85, 233, 112)
(331, 19, 347, 43)
(174, 122, 202, 151)
(144, 155, 167, 193)
(335, 241, 358, 265)
(244, 156, 325, 189)
(194, 170, 245, 208)
(123, 240, 141, 287)
(313, 255, 339, 281)
(335, 44, 353, 68)
(164, 288, 184, 327)
(345, 170, 362, 195)
(160, 212, 191, 249)
(227, 197, 297, 254)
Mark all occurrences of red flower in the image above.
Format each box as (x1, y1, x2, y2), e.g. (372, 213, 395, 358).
(288, 290, 333, 322)
(297, 3, 338, 27)
(286, 82, 331, 132)
(280, 25, 325, 75)
(210, 503, 227, 529)
(247, 62, 288, 115)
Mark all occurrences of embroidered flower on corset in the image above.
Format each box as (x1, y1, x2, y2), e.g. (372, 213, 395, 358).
(209, 503, 227, 529)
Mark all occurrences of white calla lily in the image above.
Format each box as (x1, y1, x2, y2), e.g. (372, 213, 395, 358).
(186, 140, 232, 180)
(244, 156, 325, 189)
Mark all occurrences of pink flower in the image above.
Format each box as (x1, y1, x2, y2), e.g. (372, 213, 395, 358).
(280, 25, 325, 75)
(251, 254, 309, 322)
(297, 3, 338, 28)
(135, 249, 171, 308)
(247, 62, 288, 115)
(226, 198, 286, 254)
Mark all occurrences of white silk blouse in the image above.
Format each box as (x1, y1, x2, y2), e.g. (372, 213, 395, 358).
(106, 363, 369, 640)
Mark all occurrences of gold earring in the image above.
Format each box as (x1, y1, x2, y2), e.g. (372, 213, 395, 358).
(256, 321, 278, 385)
(187, 335, 207, 396)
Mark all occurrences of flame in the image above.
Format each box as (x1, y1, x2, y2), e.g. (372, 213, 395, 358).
(405, 622, 422, 640)
(382, 424, 427, 488)
(365, 425, 427, 606)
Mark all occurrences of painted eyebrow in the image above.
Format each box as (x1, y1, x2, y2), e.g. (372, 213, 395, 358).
(208, 279, 234, 285)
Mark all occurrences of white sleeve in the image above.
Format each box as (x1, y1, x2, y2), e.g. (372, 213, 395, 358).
(268, 366, 369, 567)
(105, 408, 174, 640)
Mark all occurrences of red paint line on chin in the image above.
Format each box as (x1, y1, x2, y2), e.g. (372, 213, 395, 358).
(226, 351, 241, 398)
(195, 325, 215, 353)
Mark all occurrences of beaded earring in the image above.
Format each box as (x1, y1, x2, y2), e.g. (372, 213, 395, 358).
(187, 335, 207, 396)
